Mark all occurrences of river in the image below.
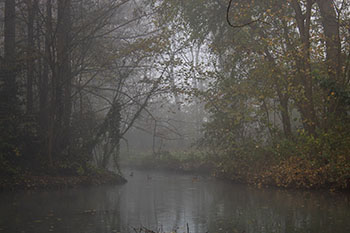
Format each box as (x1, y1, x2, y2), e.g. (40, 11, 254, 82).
(0, 169, 349, 233)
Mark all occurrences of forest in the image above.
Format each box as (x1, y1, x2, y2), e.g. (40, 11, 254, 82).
(1, 0, 350, 191)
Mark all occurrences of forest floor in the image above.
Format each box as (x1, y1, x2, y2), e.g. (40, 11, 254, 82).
(0, 169, 127, 192)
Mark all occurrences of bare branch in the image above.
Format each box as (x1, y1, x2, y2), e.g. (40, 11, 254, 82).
(226, 0, 262, 28)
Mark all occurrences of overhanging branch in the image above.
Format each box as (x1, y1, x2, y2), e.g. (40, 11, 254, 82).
(226, 0, 267, 28)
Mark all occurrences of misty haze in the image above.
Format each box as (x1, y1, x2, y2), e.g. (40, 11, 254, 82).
(1, 0, 350, 233)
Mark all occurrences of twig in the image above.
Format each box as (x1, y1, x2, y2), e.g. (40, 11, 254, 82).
(226, 0, 266, 28)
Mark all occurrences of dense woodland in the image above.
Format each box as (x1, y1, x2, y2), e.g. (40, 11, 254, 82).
(0, 0, 174, 180)
(1, 0, 350, 190)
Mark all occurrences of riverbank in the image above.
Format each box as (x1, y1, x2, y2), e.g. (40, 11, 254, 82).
(121, 151, 215, 174)
(121, 152, 350, 191)
(0, 170, 127, 192)
(214, 158, 348, 191)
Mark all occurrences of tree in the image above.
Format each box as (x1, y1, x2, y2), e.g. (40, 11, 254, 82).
(0, 0, 177, 175)
(156, 0, 350, 157)
(0, 0, 19, 176)
(2, 0, 17, 107)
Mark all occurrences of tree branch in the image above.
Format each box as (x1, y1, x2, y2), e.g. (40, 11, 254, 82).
(226, 0, 264, 28)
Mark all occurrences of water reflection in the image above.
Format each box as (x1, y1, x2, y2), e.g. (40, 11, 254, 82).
(0, 169, 349, 233)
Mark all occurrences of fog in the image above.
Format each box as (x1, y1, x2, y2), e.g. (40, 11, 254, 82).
(1, 0, 350, 232)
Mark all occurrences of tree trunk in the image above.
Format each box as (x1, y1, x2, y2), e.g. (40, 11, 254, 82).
(263, 48, 292, 139)
(26, 0, 35, 114)
(316, 0, 341, 81)
(40, 0, 51, 134)
(316, 0, 343, 120)
(291, 0, 317, 135)
(56, 0, 72, 156)
(279, 95, 292, 138)
(3, 0, 17, 106)
(44, 0, 53, 166)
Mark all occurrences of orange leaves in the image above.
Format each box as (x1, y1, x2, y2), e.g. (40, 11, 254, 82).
(213, 151, 350, 190)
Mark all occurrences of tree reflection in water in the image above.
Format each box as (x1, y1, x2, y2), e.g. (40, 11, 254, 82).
(0, 170, 349, 233)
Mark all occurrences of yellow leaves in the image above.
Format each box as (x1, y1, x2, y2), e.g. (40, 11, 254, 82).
(244, 155, 345, 189)
(13, 148, 20, 157)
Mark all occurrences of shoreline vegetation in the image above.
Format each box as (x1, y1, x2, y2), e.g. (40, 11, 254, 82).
(1, 147, 348, 192)
(0, 169, 126, 192)
(121, 150, 350, 192)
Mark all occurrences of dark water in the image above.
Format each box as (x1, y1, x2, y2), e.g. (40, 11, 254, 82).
(0, 169, 350, 233)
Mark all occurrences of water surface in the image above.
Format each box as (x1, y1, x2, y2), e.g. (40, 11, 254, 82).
(0, 169, 349, 233)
